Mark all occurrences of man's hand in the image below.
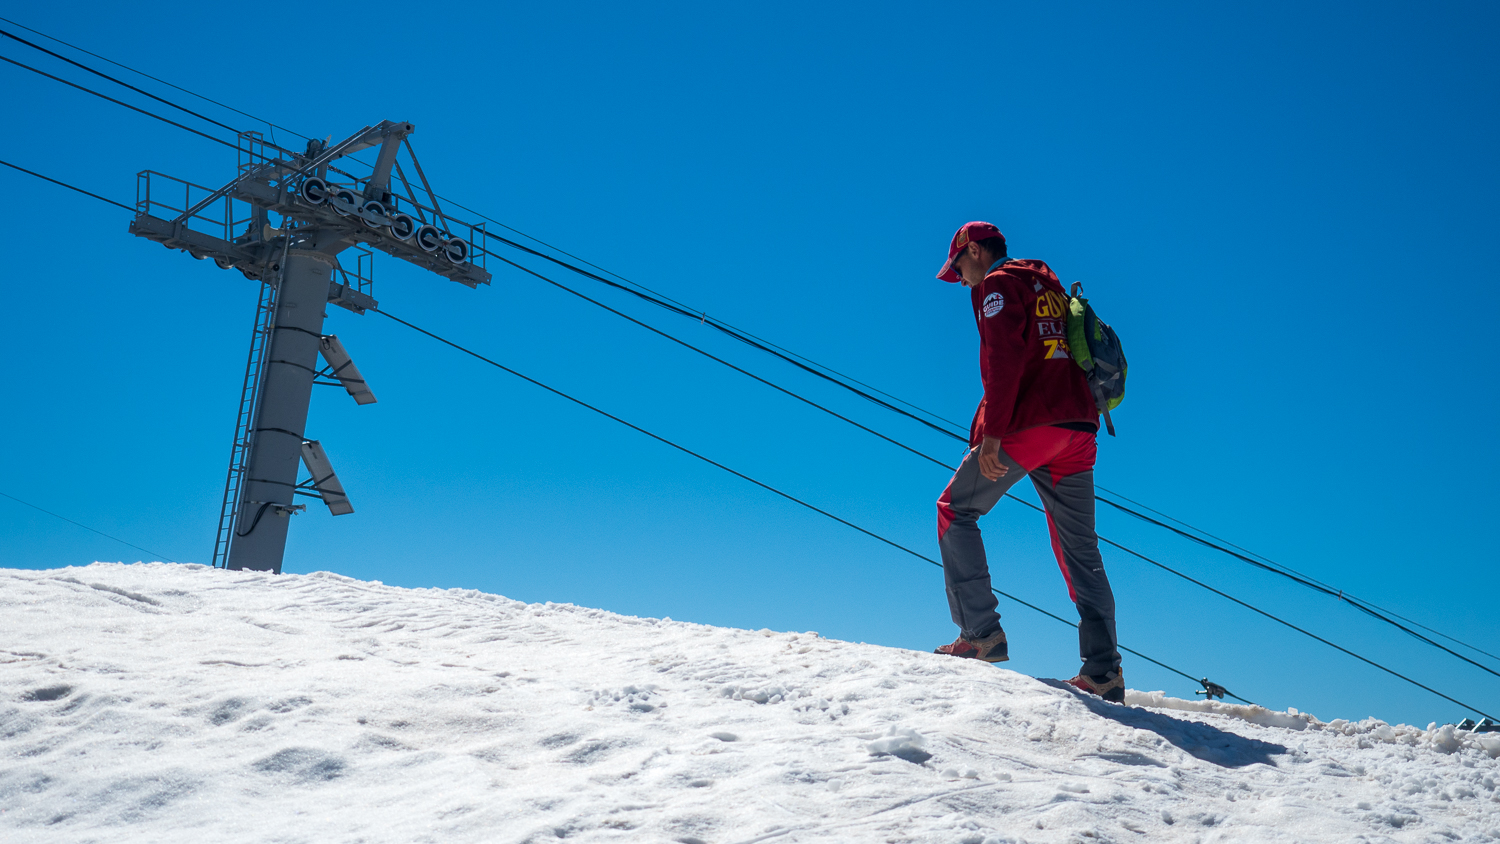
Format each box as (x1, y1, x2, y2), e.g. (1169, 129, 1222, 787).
(978, 436, 1009, 482)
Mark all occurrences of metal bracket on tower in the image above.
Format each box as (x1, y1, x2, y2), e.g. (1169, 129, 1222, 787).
(316, 335, 376, 405)
(328, 282, 377, 315)
(298, 440, 353, 516)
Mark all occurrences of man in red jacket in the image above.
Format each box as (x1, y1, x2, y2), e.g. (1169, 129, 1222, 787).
(932, 221, 1124, 703)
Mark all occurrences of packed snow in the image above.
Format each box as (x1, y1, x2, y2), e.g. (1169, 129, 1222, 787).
(1, 563, 1496, 843)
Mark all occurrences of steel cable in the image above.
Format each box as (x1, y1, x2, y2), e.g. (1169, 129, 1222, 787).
(370, 306, 1256, 706)
(0, 53, 241, 152)
(0, 490, 178, 563)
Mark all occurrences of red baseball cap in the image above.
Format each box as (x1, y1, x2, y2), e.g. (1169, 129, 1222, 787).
(936, 221, 1006, 283)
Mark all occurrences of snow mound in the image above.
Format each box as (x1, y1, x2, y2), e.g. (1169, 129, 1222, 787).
(866, 725, 932, 764)
(1127, 689, 1314, 730)
(1127, 691, 1500, 758)
(1, 563, 1497, 843)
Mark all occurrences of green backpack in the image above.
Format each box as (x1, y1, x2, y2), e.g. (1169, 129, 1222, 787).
(1066, 282, 1127, 436)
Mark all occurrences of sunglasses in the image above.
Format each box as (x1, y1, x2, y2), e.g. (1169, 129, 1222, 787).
(951, 249, 971, 281)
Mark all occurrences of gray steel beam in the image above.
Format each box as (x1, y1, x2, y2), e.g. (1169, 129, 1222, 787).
(128, 215, 260, 268)
(129, 215, 384, 313)
(364, 124, 412, 200)
(225, 249, 340, 573)
(327, 282, 377, 314)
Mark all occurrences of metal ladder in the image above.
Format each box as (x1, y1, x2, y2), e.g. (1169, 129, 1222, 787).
(209, 130, 287, 568)
(211, 275, 280, 568)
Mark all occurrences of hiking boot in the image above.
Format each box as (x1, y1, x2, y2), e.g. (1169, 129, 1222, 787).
(1066, 670, 1125, 704)
(934, 629, 1008, 663)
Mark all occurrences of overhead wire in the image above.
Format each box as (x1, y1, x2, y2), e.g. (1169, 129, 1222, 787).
(438, 184, 1496, 662)
(0, 490, 178, 563)
(473, 228, 968, 441)
(0, 21, 1004, 449)
(7, 62, 1495, 712)
(478, 226, 1500, 670)
(0, 26, 246, 138)
(0, 14, 308, 144)
(440, 201, 1500, 674)
(370, 306, 1255, 706)
(1041, 488, 1498, 716)
(472, 249, 1500, 699)
(0, 15, 962, 435)
(0, 21, 1033, 440)
(0, 53, 240, 153)
(1096, 495, 1500, 680)
(488, 251, 956, 471)
(0, 32, 970, 466)
(0, 158, 131, 210)
(1100, 485, 1317, 581)
(372, 307, 1500, 719)
(1090, 530, 1497, 718)
(466, 225, 1500, 677)
(437, 195, 971, 433)
(475, 237, 1500, 671)
(1097, 485, 1500, 667)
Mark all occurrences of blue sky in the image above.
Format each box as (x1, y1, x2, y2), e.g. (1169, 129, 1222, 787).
(2, 1, 1496, 728)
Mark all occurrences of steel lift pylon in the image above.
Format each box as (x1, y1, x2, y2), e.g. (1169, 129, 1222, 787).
(131, 122, 490, 573)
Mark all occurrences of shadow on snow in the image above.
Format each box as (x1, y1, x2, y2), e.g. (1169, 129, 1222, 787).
(1039, 680, 1288, 769)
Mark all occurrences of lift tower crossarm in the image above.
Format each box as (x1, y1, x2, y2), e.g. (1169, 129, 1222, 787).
(224, 179, 489, 288)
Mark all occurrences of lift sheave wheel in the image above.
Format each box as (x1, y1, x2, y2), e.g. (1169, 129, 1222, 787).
(360, 199, 386, 229)
(444, 236, 469, 265)
(389, 213, 415, 240)
(332, 188, 358, 217)
(301, 177, 330, 206)
(415, 224, 443, 253)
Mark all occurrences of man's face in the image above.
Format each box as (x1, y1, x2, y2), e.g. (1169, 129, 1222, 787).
(953, 244, 984, 288)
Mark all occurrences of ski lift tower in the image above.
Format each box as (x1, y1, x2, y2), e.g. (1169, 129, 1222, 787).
(130, 121, 490, 573)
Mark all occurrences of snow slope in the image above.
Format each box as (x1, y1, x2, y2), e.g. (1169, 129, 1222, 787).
(1, 564, 1496, 843)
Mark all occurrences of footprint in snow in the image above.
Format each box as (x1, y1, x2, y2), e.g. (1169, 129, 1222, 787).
(20, 685, 73, 702)
(591, 686, 663, 713)
(252, 748, 348, 783)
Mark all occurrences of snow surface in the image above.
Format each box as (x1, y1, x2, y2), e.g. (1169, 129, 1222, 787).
(1, 563, 1497, 843)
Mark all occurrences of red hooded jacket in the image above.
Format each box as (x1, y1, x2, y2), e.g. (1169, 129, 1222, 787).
(968, 259, 1098, 445)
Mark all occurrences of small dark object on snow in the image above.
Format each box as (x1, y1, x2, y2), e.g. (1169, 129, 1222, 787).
(1196, 679, 1227, 701)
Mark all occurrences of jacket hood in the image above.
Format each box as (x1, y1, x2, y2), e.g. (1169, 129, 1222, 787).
(986, 259, 1059, 284)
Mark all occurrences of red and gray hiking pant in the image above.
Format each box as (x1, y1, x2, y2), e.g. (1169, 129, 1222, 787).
(936, 426, 1122, 677)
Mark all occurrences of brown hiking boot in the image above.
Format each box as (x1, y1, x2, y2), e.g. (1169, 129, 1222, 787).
(934, 629, 1008, 663)
(1066, 670, 1125, 703)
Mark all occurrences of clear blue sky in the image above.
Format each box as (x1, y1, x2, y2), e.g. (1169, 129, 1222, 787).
(2, 1, 1496, 728)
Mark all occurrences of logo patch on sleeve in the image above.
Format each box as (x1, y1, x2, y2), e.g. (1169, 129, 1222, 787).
(982, 292, 1005, 318)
